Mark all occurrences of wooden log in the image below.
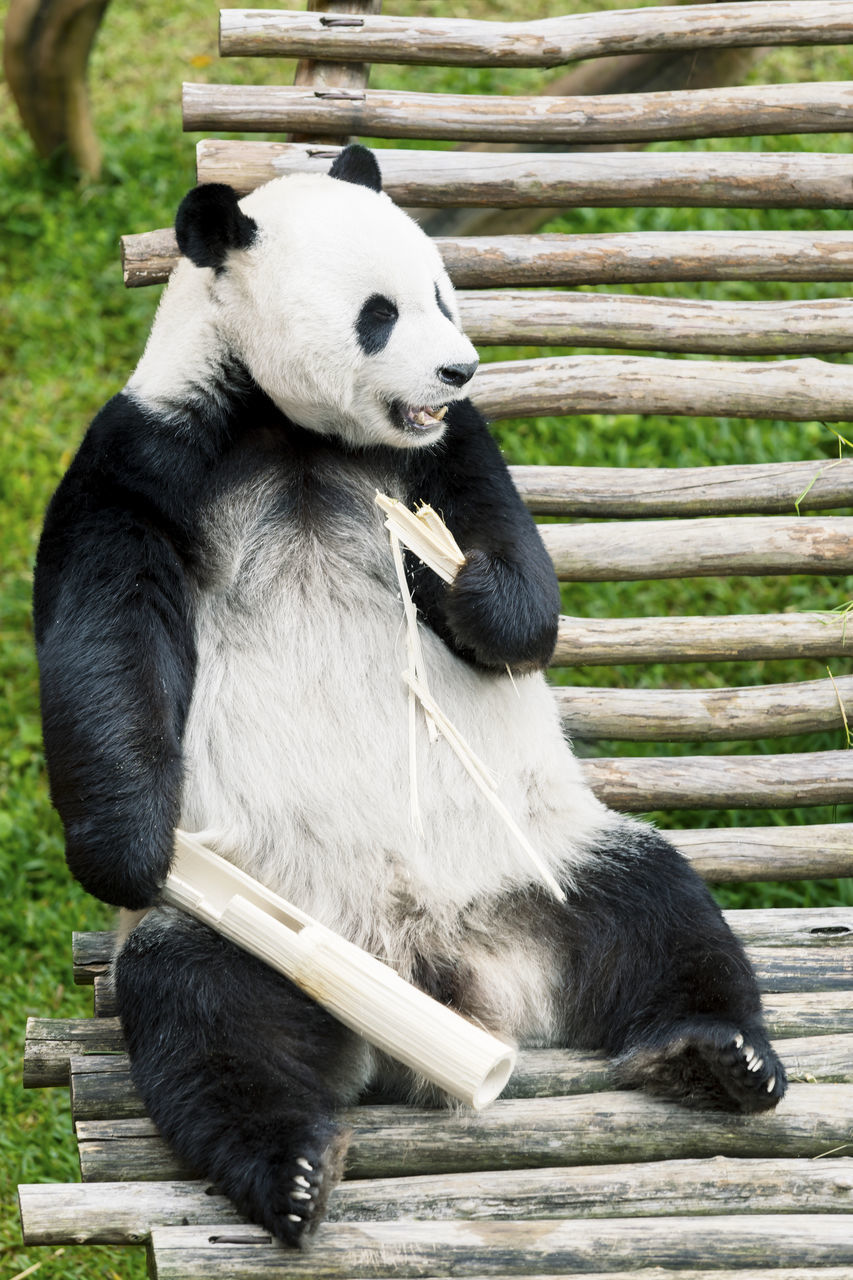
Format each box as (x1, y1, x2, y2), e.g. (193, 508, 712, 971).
(120, 229, 853, 289)
(290, 0, 381, 146)
(75, 1083, 853, 1181)
(554, 676, 853, 743)
(581, 749, 853, 811)
(72, 929, 114, 983)
(669, 824, 853, 883)
(539, 516, 853, 582)
(63, 1032, 853, 1124)
(459, 292, 853, 355)
(18, 1157, 853, 1245)
(22, 1015, 123, 1086)
(553, 613, 853, 667)
(183, 81, 853, 146)
(473, 355, 853, 423)
(193, 141, 853, 209)
(219, 3, 853, 66)
(146, 1215, 853, 1278)
(762, 992, 853, 1038)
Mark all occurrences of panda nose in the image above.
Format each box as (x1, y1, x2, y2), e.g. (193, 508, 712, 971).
(438, 360, 479, 388)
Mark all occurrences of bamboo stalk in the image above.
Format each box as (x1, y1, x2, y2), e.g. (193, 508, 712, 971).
(193, 141, 853, 209)
(554, 675, 853, 743)
(162, 833, 516, 1109)
(459, 291, 853, 355)
(473, 354, 853, 423)
(18, 1158, 853, 1244)
(539, 516, 853, 582)
(581, 749, 853, 811)
(512, 460, 853, 517)
(219, 3, 853, 65)
(183, 81, 853, 144)
(120, 228, 853, 289)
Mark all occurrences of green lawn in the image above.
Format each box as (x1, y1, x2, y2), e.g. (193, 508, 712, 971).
(1, 3, 851, 1276)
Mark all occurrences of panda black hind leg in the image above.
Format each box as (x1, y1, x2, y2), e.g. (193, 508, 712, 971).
(553, 821, 787, 1113)
(115, 909, 371, 1246)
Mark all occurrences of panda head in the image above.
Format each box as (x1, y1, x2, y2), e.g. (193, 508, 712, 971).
(174, 145, 479, 450)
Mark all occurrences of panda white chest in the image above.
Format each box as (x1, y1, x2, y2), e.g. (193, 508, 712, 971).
(179, 458, 603, 968)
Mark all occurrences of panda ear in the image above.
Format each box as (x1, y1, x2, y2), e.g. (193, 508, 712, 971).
(328, 144, 383, 193)
(175, 183, 258, 270)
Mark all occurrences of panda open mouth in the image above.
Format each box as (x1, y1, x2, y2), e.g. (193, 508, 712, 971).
(391, 401, 449, 433)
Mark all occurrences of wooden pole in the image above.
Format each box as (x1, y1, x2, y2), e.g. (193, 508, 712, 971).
(192, 141, 853, 209)
(219, 3, 853, 66)
(183, 81, 853, 145)
(120, 229, 853, 288)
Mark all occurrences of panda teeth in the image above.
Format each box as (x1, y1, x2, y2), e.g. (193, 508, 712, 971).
(434, 405, 448, 420)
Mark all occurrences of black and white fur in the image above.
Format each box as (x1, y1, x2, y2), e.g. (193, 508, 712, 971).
(34, 146, 785, 1247)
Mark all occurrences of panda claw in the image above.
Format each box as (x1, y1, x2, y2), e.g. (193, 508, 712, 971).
(732, 1033, 744, 1049)
(296, 1158, 313, 1172)
(287, 1214, 302, 1224)
(292, 1190, 312, 1201)
(294, 1175, 311, 1189)
(767, 1075, 776, 1092)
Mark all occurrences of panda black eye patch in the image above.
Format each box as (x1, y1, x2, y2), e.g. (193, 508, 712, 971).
(435, 284, 453, 323)
(356, 294, 399, 356)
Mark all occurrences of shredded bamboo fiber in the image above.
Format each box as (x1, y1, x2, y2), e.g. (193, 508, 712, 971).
(375, 492, 565, 903)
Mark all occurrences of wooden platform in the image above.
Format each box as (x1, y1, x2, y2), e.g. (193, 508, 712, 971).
(17, 0, 853, 1274)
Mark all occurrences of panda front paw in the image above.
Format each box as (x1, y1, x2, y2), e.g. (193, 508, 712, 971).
(445, 550, 559, 672)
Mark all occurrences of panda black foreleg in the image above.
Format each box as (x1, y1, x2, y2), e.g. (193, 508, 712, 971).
(553, 823, 787, 1113)
(115, 909, 371, 1246)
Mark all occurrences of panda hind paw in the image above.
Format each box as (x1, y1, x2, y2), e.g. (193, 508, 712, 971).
(235, 1121, 352, 1248)
(616, 1019, 787, 1114)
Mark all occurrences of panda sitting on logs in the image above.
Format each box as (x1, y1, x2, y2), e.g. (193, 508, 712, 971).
(34, 145, 786, 1247)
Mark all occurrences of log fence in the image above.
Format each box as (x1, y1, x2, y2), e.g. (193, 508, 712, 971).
(219, 3, 853, 66)
(182, 80, 853, 144)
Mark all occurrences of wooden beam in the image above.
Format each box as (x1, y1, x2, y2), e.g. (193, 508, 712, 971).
(540, 516, 853, 581)
(554, 676, 853, 742)
(75, 1083, 853, 1180)
(553, 612, 853, 666)
(219, 3, 853, 66)
(62, 1030, 853, 1122)
(671, 824, 853, 882)
(474, 354, 853, 423)
(459, 291, 853, 354)
(16, 1157, 853, 1245)
(513, 460, 853, 517)
(193, 141, 853, 209)
(120, 229, 853, 289)
(581, 749, 853, 811)
(185, 80, 853, 145)
(290, 0, 381, 146)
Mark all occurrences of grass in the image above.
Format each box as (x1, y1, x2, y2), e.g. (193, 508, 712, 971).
(1, 2, 851, 1275)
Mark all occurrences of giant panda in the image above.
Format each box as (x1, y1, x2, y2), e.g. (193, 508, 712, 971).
(34, 144, 786, 1246)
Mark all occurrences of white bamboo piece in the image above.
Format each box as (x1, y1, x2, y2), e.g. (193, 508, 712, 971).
(376, 493, 566, 903)
(162, 832, 516, 1109)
